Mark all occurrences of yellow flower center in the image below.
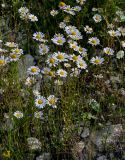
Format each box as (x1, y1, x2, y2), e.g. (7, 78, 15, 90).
(71, 32, 76, 35)
(72, 55, 78, 61)
(10, 54, 17, 59)
(49, 58, 55, 64)
(91, 40, 96, 44)
(94, 59, 100, 64)
(57, 39, 63, 44)
(38, 99, 43, 104)
(60, 71, 64, 75)
(59, 2, 66, 7)
(49, 98, 56, 105)
(36, 34, 41, 39)
(31, 68, 37, 73)
(57, 54, 64, 60)
(15, 48, 20, 54)
(0, 59, 5, 65)
(48, 71, 55, 77)
(79, 48, 83, 52)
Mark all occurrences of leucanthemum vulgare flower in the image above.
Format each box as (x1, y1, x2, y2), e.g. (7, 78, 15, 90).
(108, 30, 121, 37)
(116, 50, 124, 59)
(46, 55, 58, 67)
(54, 51, 69, 62)
(42, 68, 55, 78)
(18, 7, 29, 15)
(76, 59, 87, 69)
(0, 48, 8, 53)
(35, 96, 47, 109)
(70, 54, 82, 62)
(0, 56, 8, 67)
(117, 27, 125, 36)
(5, 42, 18, 48)
(47, 95, 58, 108)
(76, 0, 86, 5)
(62, 5, 76, 15)
(51, 33, 66, 45)
(13, 111, 23, 119)
(68, 40, 79, 51)
(39, 44, 49, 55)
(27, 137, 41, 150)
(34, 111, 43, 119)
(64, 63, 71, 68)
(72, 6, 82, 12)
(25, 77, 36, 86)
(93, 14, 102, 23)
(59, 22, 66, 29)
(88, 37, 100, 46)
(57, 69, 67, 77)
(91, 56, 104, 65)
(84, 25, 93, 34)
(58, 2, 66, 9)
(9, 53, 21, 62)
(77, 46, 87, 56)
(33, 32, 47, 42)
(103, 47, 114, 55)
(27, 66, 40, 75)
(121, 41, 125, 48)
(50, 10, 59, 16)
(28, 14, 38, 22)
(11, 48, 23, 55)
(65, 25, 83, 40)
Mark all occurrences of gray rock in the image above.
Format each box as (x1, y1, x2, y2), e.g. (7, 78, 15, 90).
(97, 155, 107, 160)
(90, 124, 123, 151)
(18, 54, 35, 80)
(81, 127, 90, 138)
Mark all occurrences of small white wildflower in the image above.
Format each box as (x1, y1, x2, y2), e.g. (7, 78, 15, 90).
(13, 111, 23, 119)
(116, 50, 124, 59)
(93, 14, 102, 23)
(91, 56, 104, 65)
(50, 10, 59, 16)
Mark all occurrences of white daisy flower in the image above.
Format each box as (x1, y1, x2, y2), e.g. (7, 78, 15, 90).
(116, 50, 124, 59)
(70, 54, 82, 62)
(47, 95, 58, 108)
(65, 25, 83, 40)
(33, 90, 41, 97)
(108, 30, 121, 37)
(59, 22, 66, 29)
(11, 48, 23, 55)
(117, 27, 125, 36)
(27, 66, 40, 75)
(76, 59, 87, 69)
(84, 25, 93, 34)
(72, 6, 82, 12)
(5, 42, 18, 48)
(57, 69, 67, 77)
(76, 0, 86, 5)
(28, 14, 38, 22)
(35, 96, 47, 109)
(103, 47, 114, 55)
(18, 7, 29, 14)
(39, 44, 49, 55)
(0, 48, 8, 53)
(9, 53, 20, 61)
(93, 14, 102, 23)
(54, 51, 68, 62)
(64, 63, 71, 68)
(91, 56, 104, 65)
(121, 41, 125, 48)
(77, 46, 87, 56)
(46, 55, 58, 67)
(51, 33, 66, 45)
(50, 10, 59, 16)
(63, 5, 75, 15)
(0, 56, 8, 67)
(88, 37, 100, 46)
(13, 111, 23, 119)
(33, 32, 46, 42)
(68, 40, 79, 51)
